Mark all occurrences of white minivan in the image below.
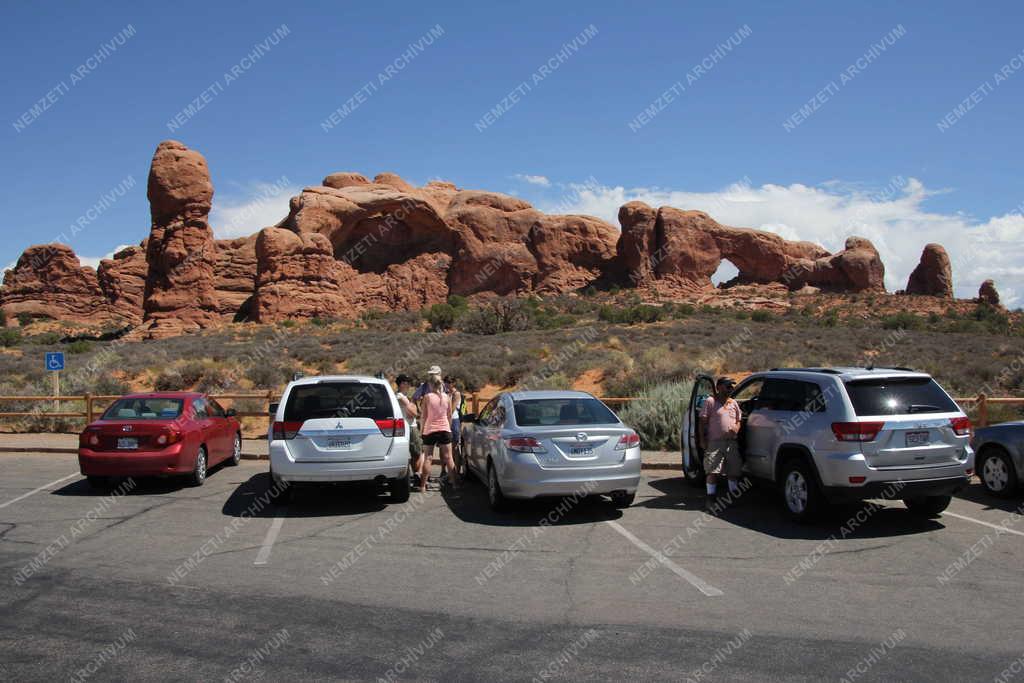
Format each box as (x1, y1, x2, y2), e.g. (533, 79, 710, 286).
(268, 375, 410, 503)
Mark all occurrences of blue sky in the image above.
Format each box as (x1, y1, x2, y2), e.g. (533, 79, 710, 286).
(3, 0, 1023, 302)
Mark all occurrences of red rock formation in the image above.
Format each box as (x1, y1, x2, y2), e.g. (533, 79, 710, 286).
(214, 236, 258, 317)
(141, 140, 221, 338)
(614, 203, 884, 293)
(905, 244, 953, 298)
(978, 279, 1000, 306)
(97, 244, 147, 324)
(253, 227, 353, 322)
(0, 244, 115, 323)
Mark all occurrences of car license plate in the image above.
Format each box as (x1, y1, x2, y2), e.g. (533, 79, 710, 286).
(569, 446, 594, 457)
(326, 437, 352, 450)
(117, 437, 138, 450)
(905, 431, 929, 447)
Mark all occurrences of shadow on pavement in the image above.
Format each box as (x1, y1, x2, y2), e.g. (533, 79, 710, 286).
(221, 472, 388, 518)
(442, 472, 623, 527)
(954, 481, 1024, 514)
(51, 460, 237, 497)
(643, 474, 945, 540)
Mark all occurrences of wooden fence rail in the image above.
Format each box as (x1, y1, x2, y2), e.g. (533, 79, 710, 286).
(0, 391, 1020, 428)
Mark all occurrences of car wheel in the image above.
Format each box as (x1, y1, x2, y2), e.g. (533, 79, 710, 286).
(390, 470, 411, 503)
(86, 475, 110, 491)
(190, 446, 208, 487)
(904, 495, 951, 518)
(978, 446, 1018, 497)
(610, 491, 636, 508)
(487, 461, 509, 512)
(682, 449, 705, 488)
(780, 458, 823, 523)
(228, 434, 242, 466)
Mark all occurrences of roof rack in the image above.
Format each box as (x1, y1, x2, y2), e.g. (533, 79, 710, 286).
(768, 368, 842, 374)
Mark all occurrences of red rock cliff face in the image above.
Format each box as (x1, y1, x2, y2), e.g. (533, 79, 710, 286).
(141, 140, 221, 338)
(253, 227, 352, 322)
(904, 243, 953, 298)
(97, 244, 147, 325)
(0, 244, 116, 323)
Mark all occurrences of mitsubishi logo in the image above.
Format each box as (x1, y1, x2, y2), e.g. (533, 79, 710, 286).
(335, 421, 345, 430)
(121, 425, 133, 432)
(576, 432, 588, 442)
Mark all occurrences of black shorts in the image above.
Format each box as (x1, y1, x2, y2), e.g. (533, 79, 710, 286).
(422, 431, 453, 446)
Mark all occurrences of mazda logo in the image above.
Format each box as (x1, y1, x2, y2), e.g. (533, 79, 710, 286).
(576, 432, 587, 442)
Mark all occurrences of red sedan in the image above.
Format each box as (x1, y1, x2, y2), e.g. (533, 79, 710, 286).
(78, 392, 242, 488)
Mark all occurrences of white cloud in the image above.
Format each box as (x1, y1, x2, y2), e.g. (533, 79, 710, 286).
(543, 177, 1024, 307)
(512, 173, 551, 187)
(210, 177, 300, 239)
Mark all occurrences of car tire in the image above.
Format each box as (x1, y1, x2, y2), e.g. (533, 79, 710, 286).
(682, 449, 705, 488)
(610, 491, 636, 508)
(978, 446, 1018, 498)
(903, 495, 951, 518)
(487, 461, 509, 512)
(390, 470, 411, 503)
(189, 446, 208, 487)
(227, 434, 242, 466)
(780, 457, 823, 523)
(86, 475, 110, 491)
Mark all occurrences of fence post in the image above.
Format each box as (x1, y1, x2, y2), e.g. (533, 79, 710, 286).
(85, 393, 93, 423)
(977, 393, 988, 428)
(472, 393, 479, 414)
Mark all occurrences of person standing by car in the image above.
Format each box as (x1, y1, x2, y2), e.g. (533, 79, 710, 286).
(395, 374, 421, 489)
(417, 369, 459, 493)
(445, 375, 464, 474)
(700, 377, 742, 508)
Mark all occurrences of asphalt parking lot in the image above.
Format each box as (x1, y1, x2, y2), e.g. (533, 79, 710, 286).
(1, 453, 1022, 682)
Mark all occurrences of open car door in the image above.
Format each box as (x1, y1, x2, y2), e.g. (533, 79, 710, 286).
(681, 374, 716, 487)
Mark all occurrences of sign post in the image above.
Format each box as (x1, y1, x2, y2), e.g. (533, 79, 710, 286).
(45, 352, 65, 411)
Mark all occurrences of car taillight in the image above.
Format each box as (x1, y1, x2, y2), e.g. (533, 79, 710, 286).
(831, 421, 884, 442)
(506, 437, 546, 454)
(156, 426, 182, 446)
(375, 418, 406, 437)
(272, 421, 303, 440)
(949, 416, 971, 436)
(615, 432, 641, 450)
(80, 428, 101, 447)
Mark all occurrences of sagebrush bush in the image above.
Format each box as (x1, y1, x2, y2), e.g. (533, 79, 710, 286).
(619, 381, 692, 451)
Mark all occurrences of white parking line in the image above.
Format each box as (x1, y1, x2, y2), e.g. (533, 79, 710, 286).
(942, 511, 1024, 538)
(254, 516, 285, 565)
(0, 473, 79, 509)
(604, 520, 723, 597)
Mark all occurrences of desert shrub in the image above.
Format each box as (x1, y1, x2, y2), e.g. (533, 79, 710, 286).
(619, 381, 692, 451)
(0, 329, 20, 347)
(28, 331, 61, 345)
(17, 312, 33, 327)
(457, 300, 535, 335)
(279, 319, 297, 328)
(0, 309, 5, 326)
(671, 303, 695, 318)
(750, 310, 773, 323)
(66, 340, 92, 354)
(246, 361, 296, 390)
(819, 309, 839, 327)
(447, 295, 469, 311)
(882, 311, 922, 330)
(424, 303, 458, 331)
(598, 304, 663, 325)
(583, 285, 598, 297)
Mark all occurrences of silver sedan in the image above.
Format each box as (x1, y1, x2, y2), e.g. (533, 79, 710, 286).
(460, 390, 642, 510)
(972, 421, 1024, 497)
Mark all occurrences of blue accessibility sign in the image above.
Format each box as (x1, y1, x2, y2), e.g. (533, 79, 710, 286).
(45, 352, 65, 371)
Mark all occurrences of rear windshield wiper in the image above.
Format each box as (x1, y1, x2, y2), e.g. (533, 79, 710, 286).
(907, 404, 943, 413)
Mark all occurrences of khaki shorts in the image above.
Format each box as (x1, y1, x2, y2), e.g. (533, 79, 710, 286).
(704, 438, 743, 478)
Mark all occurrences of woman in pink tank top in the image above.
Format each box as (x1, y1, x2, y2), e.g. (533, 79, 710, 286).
(416, 373, 458, 493)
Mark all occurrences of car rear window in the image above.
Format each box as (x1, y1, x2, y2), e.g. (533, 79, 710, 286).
(513, 398, 618, 427)
(102, 398, 184, 420)
(284, 382, 393, 422)
(844, 377, 959, 416)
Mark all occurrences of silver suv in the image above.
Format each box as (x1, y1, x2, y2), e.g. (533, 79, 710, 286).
(268, 375, 410, 503)
(681, 368, 974, 521)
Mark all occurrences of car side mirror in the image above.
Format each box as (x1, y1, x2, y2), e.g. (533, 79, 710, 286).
(225, 408, 237, 418)
(268, 402, 279, 416)
(462, 413, 476, 424)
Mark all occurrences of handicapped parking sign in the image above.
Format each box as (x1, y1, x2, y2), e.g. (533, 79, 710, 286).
(45, 352, 65, 371)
